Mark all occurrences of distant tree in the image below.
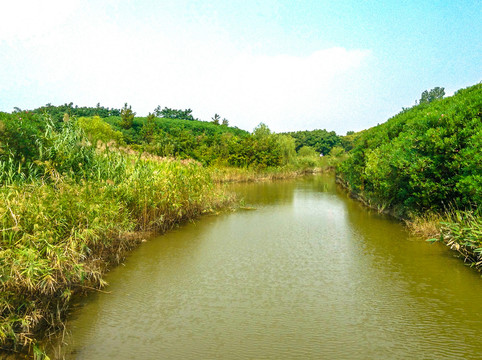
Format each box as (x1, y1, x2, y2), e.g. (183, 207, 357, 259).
(298, 146, 317, 157)
(154, 105, 162, 117)
(120, 103, 135, 129)
(77, 116, 124, 146)
(419, 87, 445, 104)
(346, 130, 355, 135)
(285, 129, 341, 154)
(222, 118, 229, 126)
(155, 106, 195, 120)
(211, 113, 221, 125)
(252, 122, 271, 138)
(141, 112, 156, 142)
(276, 134, 296, 165)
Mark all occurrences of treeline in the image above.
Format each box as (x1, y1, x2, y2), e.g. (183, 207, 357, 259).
(284, 129, 341, 155)
(9, 103, 345, 169)
(18, 102, 122, 121)
(15, 103, 204, 123)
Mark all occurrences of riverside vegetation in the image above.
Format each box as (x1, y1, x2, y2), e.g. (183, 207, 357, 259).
(337, 83, 482, 270)
(0, 108, 341, 357)
(2, 82, 480, 357)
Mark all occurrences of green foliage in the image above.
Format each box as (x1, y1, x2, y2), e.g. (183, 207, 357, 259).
(154, 106, 196, 120)
(0, 111, 45, 164)
(285, 129, 341, 155)
(211, 113, 221, 125)
(276, 135, 297, 166)
(103, 117, 294, 169)
(328, 146, 345, 158)
(338, 83, 482, 216)
(298, 146, 318, 157)
(23, 102, 121, 123)
(77, 116, 124, 146)
(12, 103, 319, 172)
(419, 86, 445, 104)
(120, 103, 135, 129)
(340, 132, 359, 151)
(253, 122, 271, 139)
(427, 209, 482, 270)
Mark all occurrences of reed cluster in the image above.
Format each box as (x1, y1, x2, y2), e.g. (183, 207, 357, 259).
(0, 115, 233, 354)
(405, 209, 482, 271)
(435, 210, 481, 270)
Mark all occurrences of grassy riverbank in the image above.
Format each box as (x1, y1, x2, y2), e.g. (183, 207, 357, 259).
(406, 210, 482, 271)
(0, 118, 235, 356)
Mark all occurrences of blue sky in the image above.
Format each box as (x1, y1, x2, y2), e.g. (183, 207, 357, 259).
(0, 0, 480, 134)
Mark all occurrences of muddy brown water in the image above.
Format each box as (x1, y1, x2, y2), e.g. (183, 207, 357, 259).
(47, 174, 482, 359)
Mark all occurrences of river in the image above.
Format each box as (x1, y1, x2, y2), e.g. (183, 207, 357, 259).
(48, 174, 482, 359)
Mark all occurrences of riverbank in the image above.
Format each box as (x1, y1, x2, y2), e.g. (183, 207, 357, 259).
(0, 156, 235, 357)
(210, 165, 333, 183)
(336, 175, 482, 272)
(407, 210, 482, 271)
(335, 83, 481, 273)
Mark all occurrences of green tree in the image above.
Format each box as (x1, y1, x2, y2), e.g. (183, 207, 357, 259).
(253, 122, 271, 139)
(276, 134, 296, 165)
(154, 105, 162, 117)
(120, 103, 135, 129)
(211, 113, 221, 125)
(419, 87, 445, 104)
(156, 107, 195, 120)
(298, 146, 317, 157)
(140, 113, 157, 142)
(77, 116, 124, 146)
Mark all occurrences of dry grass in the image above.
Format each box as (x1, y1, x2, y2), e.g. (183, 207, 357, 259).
(405, 212, 443, 238)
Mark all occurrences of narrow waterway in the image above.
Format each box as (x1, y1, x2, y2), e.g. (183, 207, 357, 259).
(49, 174, 482, 359)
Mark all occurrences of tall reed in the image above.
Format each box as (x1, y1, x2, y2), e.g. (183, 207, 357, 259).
(0, 117, 233, 354)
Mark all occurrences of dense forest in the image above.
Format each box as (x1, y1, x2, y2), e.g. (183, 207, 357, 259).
(284, 129, 341, 155)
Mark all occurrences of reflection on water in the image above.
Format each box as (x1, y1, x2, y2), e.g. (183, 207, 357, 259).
(48, 174, 482, 359)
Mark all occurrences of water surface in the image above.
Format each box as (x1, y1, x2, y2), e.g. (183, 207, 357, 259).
(50, 175, 482, 359)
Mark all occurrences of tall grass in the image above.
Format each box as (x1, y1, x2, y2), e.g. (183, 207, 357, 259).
(436, 210, 482, 270)
(0, 118, 233, 354)
(407, 209, 482, 271)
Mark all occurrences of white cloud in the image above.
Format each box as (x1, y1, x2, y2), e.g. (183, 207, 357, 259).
(208, 48, 372, 132)
(0, 2, 373, 134)
(0, 0, 80, 41)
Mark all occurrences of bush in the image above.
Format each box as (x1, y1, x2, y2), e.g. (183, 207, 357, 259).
(338, 83, 482, 216)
